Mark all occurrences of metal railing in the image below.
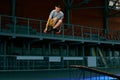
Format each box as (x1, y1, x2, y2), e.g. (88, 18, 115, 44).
(0, 15, 120, 43)
(0, 55, 84, 71)
(0, 55, 120, 71)
(96, 57, 120, 67)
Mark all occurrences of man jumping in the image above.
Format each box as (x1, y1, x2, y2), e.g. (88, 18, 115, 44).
(44, 4, 64, 33)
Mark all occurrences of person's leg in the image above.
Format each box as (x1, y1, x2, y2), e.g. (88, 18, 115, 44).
(52, 18, 62, 34)
(53, 19, 62, 29)
(47, 19, 54, 32)
(49, 19, 53, 27)
(54, 29, 61, 34)
(47, 18, 57, 31)
(47, 18, 62, 33)
(52, 17, 58, 27)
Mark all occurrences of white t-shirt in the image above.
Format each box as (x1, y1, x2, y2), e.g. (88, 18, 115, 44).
(49, 10, 64, 20)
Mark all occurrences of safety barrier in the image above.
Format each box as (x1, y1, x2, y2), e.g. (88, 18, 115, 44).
(0, 15, 120, 44)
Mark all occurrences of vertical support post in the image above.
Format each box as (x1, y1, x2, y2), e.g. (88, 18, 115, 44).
(96, 46, 99, 57)
(67, 0, 71, 24)
(97, 28, 100, 41)
(76, 46, 78, 56)
(90, 47, 92, 56)
(40, 20, 42, 35)
(28, 18, 30, 35)
(66, 7, 70, 24)
(27, 40, 30, 70)
(96, 46, 99, 67)
(12, 0, 16, 25)
(3, 40, 7, 70)
(27, 40, 31, 55)
(42, 44, 45, 56)
(10, 42, 14, 54)
(66, 45, 69, 68)
(82, 45, 85, 66)
(22, 42, 26, 55)
(81, 27, 84, 40)
(1, 41, 4, 55)
(60, 46, 63, 56)
(63, 0, 73, 25)
(13, 17, 16, 34)
(62, 24, 64, 38)
(12, 0, 16, 17)
(48, 43, 51, 56)
(0, 41, 1, 54)
(72, 25, 74, 38)
(12, 0, 16, 35)
(108, 47, 111, 66)
(66, 45, 69, 56)
(60, 46, 64, 68)
(112, 46, 114, 57)
(48, 43, 51, 69)
(104, 0, 109, 34)
(0, 15, 1, 32)
(90, 27, 92, 40)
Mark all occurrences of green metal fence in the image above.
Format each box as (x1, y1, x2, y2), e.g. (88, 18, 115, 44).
(0, 55, 120, 71)
(0, 15, 120, 44)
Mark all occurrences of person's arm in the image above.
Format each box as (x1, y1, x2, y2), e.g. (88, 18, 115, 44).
(44, 18, 51, 33)
(46, 18, 51, 28)
(44, 10, 54, 33)
(45, 18, 51, 30)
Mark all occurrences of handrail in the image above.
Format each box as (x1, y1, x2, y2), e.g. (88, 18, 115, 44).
(0, 14, 43, 22)
(70, 65, 120, 79)
(0, 14, 119, 32)
(0, 14, 105, 30)
(0, 14, 120, 42)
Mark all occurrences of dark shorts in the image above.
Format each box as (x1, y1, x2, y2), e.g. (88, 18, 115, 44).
(47, 26, 60, 33)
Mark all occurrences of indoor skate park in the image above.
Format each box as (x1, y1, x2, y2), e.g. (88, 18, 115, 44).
(0, 0, 120, 80)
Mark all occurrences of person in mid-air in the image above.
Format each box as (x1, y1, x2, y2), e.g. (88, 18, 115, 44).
(44, 4, 64, 33)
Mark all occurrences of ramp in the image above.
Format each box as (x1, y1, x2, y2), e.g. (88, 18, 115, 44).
(70, 65, 120, 80)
